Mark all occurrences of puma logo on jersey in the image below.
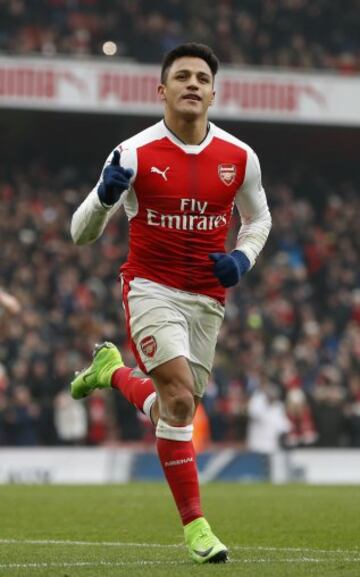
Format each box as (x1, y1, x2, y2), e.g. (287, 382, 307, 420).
(150, 166, 170, 181)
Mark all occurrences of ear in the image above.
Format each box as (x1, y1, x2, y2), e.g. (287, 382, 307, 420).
(209, 89, 216, 107)
(158, 83, 166, 102)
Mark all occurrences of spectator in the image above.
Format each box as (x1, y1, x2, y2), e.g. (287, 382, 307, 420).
(310, 366, 347, 447)
(0, 163, 359, 446)
(285, 388, 317, 447)
(0, 0, 358, 72)
(2, 385, 39, 446)
(344, 373, 360, 447)
(247, 382, 291, 454)
(54, 390, 87, 445)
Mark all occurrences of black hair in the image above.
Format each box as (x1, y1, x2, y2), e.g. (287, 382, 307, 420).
(160, 42, 219, 84)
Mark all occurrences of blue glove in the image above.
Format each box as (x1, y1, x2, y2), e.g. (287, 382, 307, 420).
(209, 250, 250, 288)
(97, 149, 134, 207)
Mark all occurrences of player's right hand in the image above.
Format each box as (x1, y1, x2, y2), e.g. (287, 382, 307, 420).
(97, 149, 134, 206)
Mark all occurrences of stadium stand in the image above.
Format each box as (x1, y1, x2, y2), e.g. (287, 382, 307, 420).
(1, 0, 359, 450)
(1, 163, 359, 447)
(0, 0, 359, 72)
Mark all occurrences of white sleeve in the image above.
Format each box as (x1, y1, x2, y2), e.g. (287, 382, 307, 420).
(70, 147, 136, 245)
(234, 148, 272, 267)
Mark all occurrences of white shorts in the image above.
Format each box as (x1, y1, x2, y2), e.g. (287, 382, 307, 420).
(121, 277, 225, 397)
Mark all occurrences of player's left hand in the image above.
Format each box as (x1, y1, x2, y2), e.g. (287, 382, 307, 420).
(209, 250, 250, 287)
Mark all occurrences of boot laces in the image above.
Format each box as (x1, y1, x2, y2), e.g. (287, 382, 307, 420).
(196, 527, 216, 549)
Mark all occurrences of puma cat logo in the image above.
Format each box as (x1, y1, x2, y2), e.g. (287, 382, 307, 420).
(150, 166, 170, 181)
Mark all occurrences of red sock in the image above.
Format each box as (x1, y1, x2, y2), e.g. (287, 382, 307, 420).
(111, 367, 155, 412)
(156, 437, 203, 525)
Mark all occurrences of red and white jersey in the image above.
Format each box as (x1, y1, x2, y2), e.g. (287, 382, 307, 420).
(71, 120, 271, 303)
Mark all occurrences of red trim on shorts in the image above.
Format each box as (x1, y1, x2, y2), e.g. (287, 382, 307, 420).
(121, 274, 148, 374)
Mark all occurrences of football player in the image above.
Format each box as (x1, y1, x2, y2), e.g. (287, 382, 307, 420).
(70, 42, 271, 564)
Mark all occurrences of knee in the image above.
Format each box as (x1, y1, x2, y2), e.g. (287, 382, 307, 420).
(170, 388, 195, 422)
(161, 383, 195, 425)
(151, 359, 196, 425)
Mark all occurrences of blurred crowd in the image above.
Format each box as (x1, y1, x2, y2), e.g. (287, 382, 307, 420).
(1, 160, 359, 450)
(0, 0, 359, 72)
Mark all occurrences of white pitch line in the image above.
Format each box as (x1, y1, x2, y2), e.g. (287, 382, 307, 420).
(1, 558, 360, 570)
(0, 539, 182, 548)
(1, 538, 359, 556)
(0, 560, 188, 569)
(232, 545, 360, 555)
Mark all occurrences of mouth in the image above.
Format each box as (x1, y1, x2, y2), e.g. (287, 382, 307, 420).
(182, 93, 202, 102)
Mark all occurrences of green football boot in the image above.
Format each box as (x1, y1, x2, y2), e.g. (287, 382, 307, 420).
(184, 517, 229, 564)
(70, 342, 124, 400)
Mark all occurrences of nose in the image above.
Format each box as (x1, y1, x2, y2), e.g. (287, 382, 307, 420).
(187, 76, 200, 90)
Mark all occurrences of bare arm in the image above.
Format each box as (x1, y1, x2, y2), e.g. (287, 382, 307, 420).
(0, 287, 21, 315)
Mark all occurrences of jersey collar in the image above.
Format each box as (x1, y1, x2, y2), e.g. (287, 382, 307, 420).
(161, 120, 214, 154)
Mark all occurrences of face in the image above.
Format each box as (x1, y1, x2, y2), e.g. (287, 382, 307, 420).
(158, 56, 215, 120)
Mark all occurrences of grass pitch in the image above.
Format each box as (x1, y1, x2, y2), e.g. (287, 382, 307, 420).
(0, 483, 359, 576)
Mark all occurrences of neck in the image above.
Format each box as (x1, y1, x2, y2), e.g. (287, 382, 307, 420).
(164, 112, 209, 145)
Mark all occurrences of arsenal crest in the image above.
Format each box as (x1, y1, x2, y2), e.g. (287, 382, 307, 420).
(218, 164, 237, 186)
(140, 335, 157, 358)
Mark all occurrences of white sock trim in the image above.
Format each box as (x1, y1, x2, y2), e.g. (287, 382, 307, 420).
(156, 418, 193, 441)
(142, 392, 156, 419)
